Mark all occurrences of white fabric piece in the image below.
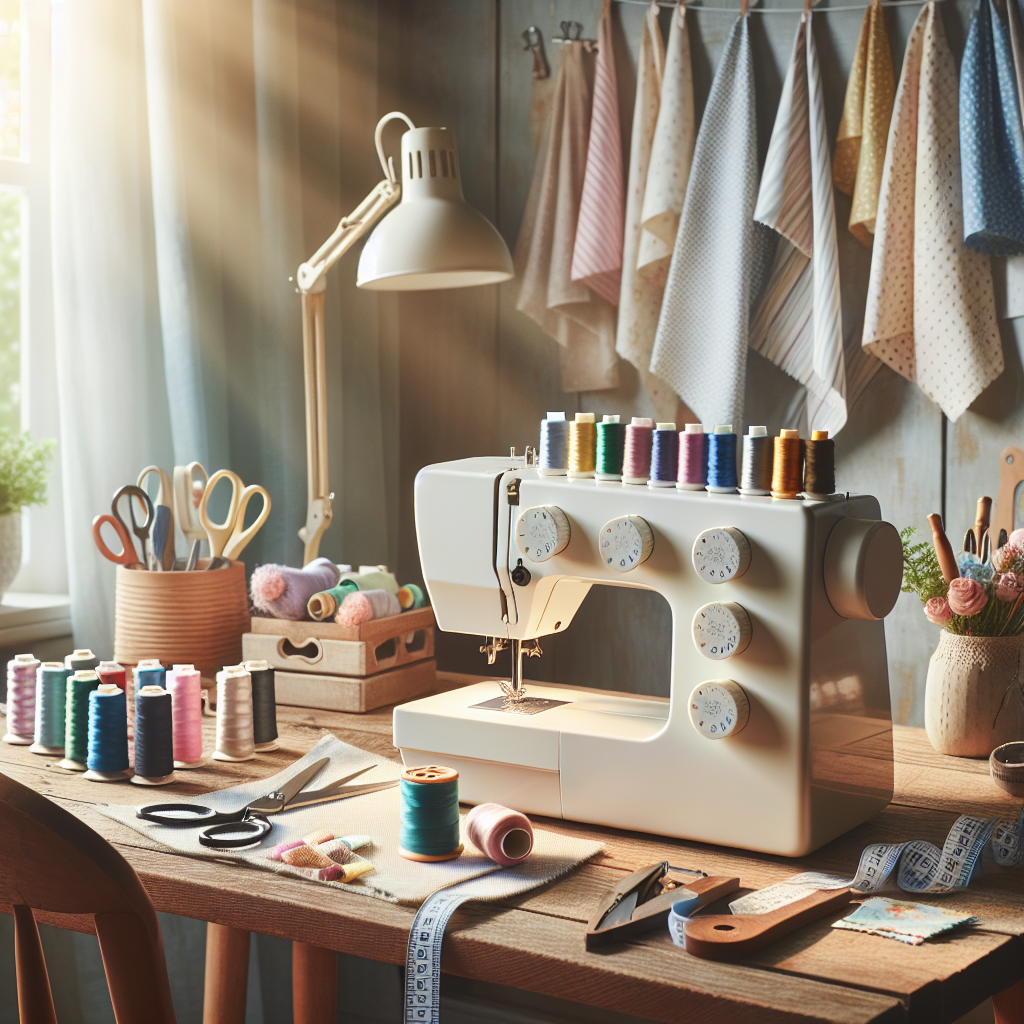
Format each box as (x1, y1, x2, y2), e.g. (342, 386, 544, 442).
(995, 255, 1024, 318)
(750, 12, 847, 434)
(650, 17, 767, 429)
(98, 734, 602, 904)
(615, 4, 678, 422)
(862, 2, 1003, 421)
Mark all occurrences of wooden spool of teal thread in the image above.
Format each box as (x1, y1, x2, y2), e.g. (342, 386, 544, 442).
(398, 766, 463, 862)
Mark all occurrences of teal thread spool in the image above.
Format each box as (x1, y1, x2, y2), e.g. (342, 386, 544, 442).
(307, 580, 359, 620)
(30, 662, 70, 755)
(134, 659, 165, 689)
(84, 684, 129, 782)
(399, 766, 463, 862)
(60, 670, 100, 770)
(595, 415, 625, 481)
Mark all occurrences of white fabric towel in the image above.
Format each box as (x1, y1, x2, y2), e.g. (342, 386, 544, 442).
(862, 2, 1002, 421)
(750, 11, 846, 434)
(650, 16, 765, 429)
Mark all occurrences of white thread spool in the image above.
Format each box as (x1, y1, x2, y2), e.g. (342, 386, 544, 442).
(213, 664, 255, 762)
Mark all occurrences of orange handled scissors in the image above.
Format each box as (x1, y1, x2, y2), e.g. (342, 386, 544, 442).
(199, 470, 271, 561)
(92, 485, 154, 567)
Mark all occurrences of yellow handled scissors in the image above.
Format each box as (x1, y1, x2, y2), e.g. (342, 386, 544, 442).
(199, 469, 271, 560)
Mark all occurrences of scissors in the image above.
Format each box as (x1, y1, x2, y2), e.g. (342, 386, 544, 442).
(200, 469, 271, 561)
(92, 485, 155, 568)
(173, 461, 209, 549)
(138, 466, 177, 571)
(136, 759, 397, 849)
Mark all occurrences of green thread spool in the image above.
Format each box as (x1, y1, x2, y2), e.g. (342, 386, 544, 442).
(30, 662, 69, 755)
(399, 766, 463, 862)
(596, 415, 625, 481)
(307, 580, 360, 621)
(397, 583, 427, 610)
(61, 670, 99, 770)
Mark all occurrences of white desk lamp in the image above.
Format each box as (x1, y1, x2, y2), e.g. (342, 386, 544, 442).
(295, 112, 514, 563)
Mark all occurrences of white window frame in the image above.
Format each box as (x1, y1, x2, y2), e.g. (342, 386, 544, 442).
(1, 0, 65, 595)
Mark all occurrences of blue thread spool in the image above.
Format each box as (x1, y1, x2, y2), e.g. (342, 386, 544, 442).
(538, 412, 569, 476)
(648, 422, 678, 488)
(85, 684, 129, 782)
(131, 685, 176, 785)
(134, 659, 166, 689)
(30, 662, 69, 755)
(399, 766, 463, 862)
(707, 425, 738, 493)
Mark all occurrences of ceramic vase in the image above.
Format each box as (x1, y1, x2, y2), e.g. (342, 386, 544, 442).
(0, 513, 22, 602)
(924, 630, 1024, 757)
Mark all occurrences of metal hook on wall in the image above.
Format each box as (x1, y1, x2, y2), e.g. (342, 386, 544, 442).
(552, 20, 597, 47)
(522, 26, 550, 79)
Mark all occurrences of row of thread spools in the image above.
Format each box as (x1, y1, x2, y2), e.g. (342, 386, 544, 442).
(538, 413, 837, 500)
(3, 649, 278, 785)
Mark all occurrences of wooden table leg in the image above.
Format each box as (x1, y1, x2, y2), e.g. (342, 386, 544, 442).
(203, 923, 250, 1024)
(994, 978, 1024, 1024)
(292, 941, 337, 1024)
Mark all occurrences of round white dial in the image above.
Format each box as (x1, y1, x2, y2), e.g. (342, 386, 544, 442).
(599, 515, 654, 572)
(692, 602, 752, 660)
(688, 680, 750, 739)
(516, 506, 570, 562)
(692, 527, 751, 584)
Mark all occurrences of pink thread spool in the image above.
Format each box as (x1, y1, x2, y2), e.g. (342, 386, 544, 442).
(677, 424, 707, 490)
(4, 654, 39, 744)
(167, 664, 203, 768)
(465, 802, 534, 866)
(621, 417, 654, 485)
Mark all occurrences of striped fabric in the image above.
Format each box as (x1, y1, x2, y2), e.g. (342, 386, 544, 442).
(750, 11, 846, 435)
(571, 0, 625, 306)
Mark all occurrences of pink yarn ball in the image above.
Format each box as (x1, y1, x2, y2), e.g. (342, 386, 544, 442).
(465, 802, 534, 866)
(335, 592, 374, 626)
(947, 577, 988, 617)
(1009, 529, 1024, 548)
(924, 597, 953, 625)
(252, 567, 286, 603)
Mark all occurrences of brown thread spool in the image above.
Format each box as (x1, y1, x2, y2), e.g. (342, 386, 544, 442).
(804, 430, 835, 498)
(771, 429, 803, 500)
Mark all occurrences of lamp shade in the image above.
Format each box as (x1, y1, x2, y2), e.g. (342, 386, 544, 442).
(356, 126, 514, 291)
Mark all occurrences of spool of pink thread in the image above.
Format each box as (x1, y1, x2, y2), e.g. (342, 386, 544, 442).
(676, 424, 707, 490)
(621, 417, 654, 485)
(167, 664, 203, 768)
(465, 802, 534, 866)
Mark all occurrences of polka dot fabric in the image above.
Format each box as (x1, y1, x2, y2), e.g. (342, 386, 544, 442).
(863, 3, 1003, 421)
(960, 0, 1024, 256)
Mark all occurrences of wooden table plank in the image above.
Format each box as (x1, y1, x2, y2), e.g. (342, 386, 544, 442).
(2, 674, 1022, 1024)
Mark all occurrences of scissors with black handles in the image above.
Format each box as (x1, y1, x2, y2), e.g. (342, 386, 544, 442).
(135, 758, 397, 849)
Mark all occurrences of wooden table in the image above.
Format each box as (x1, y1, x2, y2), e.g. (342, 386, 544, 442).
(2, 673, 1023, 1024)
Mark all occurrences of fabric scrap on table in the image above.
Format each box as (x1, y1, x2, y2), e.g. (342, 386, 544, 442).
(616, 1, 681, 422)
(750, 10, 846, 435)
(650, 15, 769, 430)
(571, 0, 625, 308)
(515, 38, 618, 393)
(833, 897, 977, 945)
(862, 2, 1002, 421)
(833, 0, 895, 247)
(96, 733, 603, 905)
(961, 0, 1024, 255)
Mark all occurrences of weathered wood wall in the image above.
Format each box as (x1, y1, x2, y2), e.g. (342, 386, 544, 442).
(376, 0, 1022, 727)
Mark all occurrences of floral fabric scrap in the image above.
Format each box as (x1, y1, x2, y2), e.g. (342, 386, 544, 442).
(833, 896, 977, 945)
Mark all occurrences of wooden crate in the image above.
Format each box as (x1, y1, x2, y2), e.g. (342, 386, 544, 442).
(245, 607, 434, 677)
(273, 658, 438, 713)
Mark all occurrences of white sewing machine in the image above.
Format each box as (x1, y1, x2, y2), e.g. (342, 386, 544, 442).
(393, 454, 903, 857)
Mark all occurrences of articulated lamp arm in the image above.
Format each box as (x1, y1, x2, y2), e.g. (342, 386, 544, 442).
(294, 112, 413, 564)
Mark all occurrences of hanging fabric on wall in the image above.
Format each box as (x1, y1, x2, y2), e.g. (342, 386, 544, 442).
(863, 2, 1002, 421)
(616, 2, 680, 421)
(515, 39, 619, 392)
(832, 0, 895, 247)
(571, 0, 625, 307)
(749, 10, 846, 435)
(650, 16, 766, 429)
(961, 0, 1024, 255)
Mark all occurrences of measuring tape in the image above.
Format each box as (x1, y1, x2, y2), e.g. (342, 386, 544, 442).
(729, 807, 1024, 915)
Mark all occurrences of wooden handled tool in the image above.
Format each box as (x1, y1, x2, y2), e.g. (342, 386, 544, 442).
(975, 496, 992, 553)
(682, 888, 854, 961)
(928, 513, 960, 583)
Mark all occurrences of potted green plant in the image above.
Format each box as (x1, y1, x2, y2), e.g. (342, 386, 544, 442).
(0, 431, 55, 600)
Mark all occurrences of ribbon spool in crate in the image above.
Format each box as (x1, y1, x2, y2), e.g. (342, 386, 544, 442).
(113, 561, 250, 684)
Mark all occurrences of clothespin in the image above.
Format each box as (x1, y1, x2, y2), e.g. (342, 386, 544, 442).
(522, 26, 549, 79)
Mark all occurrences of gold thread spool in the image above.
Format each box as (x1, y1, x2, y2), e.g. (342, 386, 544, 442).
(804, 429, 835, 498)
(567, 412, 596, 478)
(771, 429, 803, 500)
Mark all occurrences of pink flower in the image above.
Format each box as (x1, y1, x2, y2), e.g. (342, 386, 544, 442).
(924, 597, 953, 625)
(996, 572, 1024, 603)
(1009, 529, 1024, 547)
(947, 577, 989, 617)
(993, 544, 1022, 572)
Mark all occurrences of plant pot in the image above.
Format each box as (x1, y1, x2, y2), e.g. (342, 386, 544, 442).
(924, 630, 1024, 757)
(0, 513, 22, 602)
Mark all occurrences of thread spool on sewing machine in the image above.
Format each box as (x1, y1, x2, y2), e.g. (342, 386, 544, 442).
(395, 450, 903, 858)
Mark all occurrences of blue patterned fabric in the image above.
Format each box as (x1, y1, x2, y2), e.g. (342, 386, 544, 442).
(961, 0, 1024, 255)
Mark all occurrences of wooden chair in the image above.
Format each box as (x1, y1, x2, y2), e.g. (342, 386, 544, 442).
(0, 770, 176, 1023)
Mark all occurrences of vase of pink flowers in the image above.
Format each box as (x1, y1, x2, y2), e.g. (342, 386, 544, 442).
(903, 525, 1024, 757)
